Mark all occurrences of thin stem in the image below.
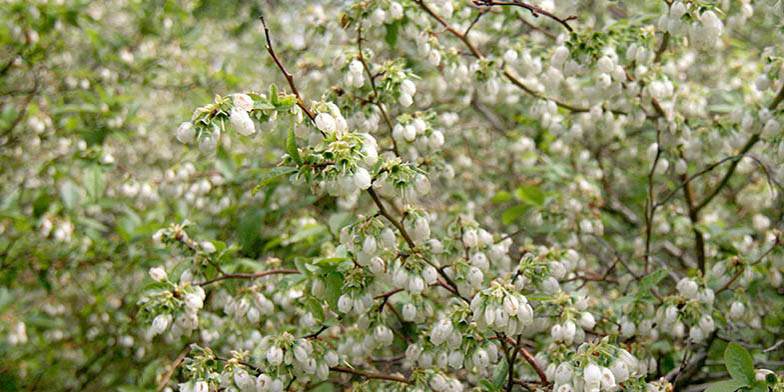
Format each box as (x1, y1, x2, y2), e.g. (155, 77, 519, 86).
(654, 155, 748, 209)
(259, 15, 317, 124)
(643, 128, 663, 274)
(507, 335, 523, 392)
(464, 7, 490, 36)
(196, 269, 299, 286)
(716, 237, 781, 294)
(505, 336, 548, 385)
(695, 81, 784, 212)
(302, 325, 329, 340)
(473, 0, 577, 32)
(157, 344, 191, 391)
(694, 135, 759, 213)
(365, 188, 467, 301)
(415, 0, 626, 116)
(330, 366, 409, 384)
(679, 153, 706, 273)
(654, 31, 670, 64)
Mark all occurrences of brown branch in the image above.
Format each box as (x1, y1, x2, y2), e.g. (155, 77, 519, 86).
(196, 269, 299, 286)
(375, 288, 403, 312)
(416, 0, 482, 58)
(415, 0, 626, 116)
(259, 15, 317, 124)
(694, 135, 759, 212)
(679, 153, 706, 273)
(654, 31, 670, 64)
(473, 0, 577, 32)
(302, 325, 330, 340)
(517, 14, 557, 39)
(643, 128, 663, 274)
(465, 7, 490, 36)
(654, 155, 748, 210)
(158, 345, 192, 391)
(695, 81, 784, 212)
(330, 366, 409, 384)
(716, 236, 782, 294)
(505, 337, 548, 385)
(365, 188, 468, 302)
(507, 335, 523, 391)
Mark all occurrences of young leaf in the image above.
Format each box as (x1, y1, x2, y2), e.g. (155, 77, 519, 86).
(501, 204, 531, 225)
(515, 185, 545, 206)
(492, 358, 509, 388)
(286, 124, 302, 165)
(636, 269, 668, 298)
(269, 83, 280, 106)
(83, 165, 105, 201)
(490, 191, 513, 203)
(323, 272, 343, 310)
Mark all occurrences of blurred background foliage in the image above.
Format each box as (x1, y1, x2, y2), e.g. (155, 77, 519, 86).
(0, 0, 313, 390)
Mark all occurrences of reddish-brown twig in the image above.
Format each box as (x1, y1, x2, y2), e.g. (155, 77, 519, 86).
(473, 0, 577, 32)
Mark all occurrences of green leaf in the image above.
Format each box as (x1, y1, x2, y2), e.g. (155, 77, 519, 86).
(515, 185, 545, 206)
(252, 166, 297, 195)
(304, 296, 325, 323)
(254, 101, 276, 110)
(323, 272, 343, 310)
(294, 258, 310, 275)
(725, 342, 754, 385)
(328, 212, 352, 235)
(492, 358, 509, 388)
(524, 293, 553, 301)
(636, 269, 668, 298)
(83, 165, 105, 201)
(384, 22, 399, 47)
(60, 180, 81, 210)
(310, 382, 335, 392)
(286, 124, 302, 165)
(277, 94, 297, 107)
(501, 204, 531, 225)
(478, 379, 500, 392)
(704, 380, 748, 392)
(315, 257, 348, 267)
(490, 191, 512, 203)
(288, 225, 326, 243)
(269, 84, 279, 106)
(746, 384, 767, 392)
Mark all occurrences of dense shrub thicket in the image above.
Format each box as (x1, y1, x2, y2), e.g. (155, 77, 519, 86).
(1, 0, 783, 391)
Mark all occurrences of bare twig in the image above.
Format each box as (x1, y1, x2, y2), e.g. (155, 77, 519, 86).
(507, 335, 523, 392)
(643, 128, 663, 274)
(763, 339, 784, 353)
(196, 269, 299, 286)
(330, 366, 409, 384)
(695, 81, 784, 212)
(366, 188, 468, 302)
(259, 15, 317, 124)
(414, 0, 623, 115)
(505, 336, 548, 385)
(465, 7, 490, 36)
(654, 31, 670, 64)
(679, 153, 707, 273)
(157, 345, 192, 391)
(473, 0, 577, 32)
(716, 236, 782, 294)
